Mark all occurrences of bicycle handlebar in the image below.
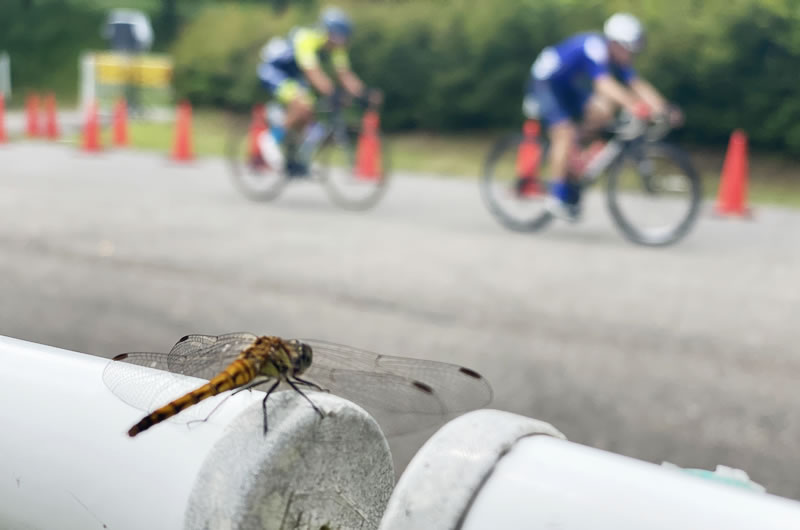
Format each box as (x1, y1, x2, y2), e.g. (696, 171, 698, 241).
(316, 86, 381, 115)
(645, 113, 673, 142)
(613, 110, 674, 143)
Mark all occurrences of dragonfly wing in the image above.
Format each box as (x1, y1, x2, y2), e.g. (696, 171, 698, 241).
(103, 351, 212, 417)
(168, 334, 218, 356)
(175, 332, 261, 350)
(103, 332, 260, 419)
(300, 367, 450, 436)
(301, 340, 494, 414)
(166, 332, 259, 374)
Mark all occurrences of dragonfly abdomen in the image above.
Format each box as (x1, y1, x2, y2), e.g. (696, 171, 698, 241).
(127, 359, 257, 437)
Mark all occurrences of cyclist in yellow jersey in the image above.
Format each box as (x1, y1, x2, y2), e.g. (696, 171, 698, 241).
(256, 7, 381, 169)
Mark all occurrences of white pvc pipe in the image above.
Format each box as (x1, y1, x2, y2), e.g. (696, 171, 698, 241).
(380, 410, 800, 530)
(463, 435, 800, 530)
(0, 335, 393, 530)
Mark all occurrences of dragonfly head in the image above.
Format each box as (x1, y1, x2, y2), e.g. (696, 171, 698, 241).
(286, 339, 314, 374)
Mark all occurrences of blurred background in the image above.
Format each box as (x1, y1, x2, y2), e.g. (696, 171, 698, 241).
(1, 0, 798, 502)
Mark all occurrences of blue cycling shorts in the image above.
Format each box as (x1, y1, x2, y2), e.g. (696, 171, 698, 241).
(257, 62, 313, 106)
(524, 78, 591, 126)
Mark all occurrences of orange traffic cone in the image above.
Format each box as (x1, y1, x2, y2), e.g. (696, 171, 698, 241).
(715, 129, 751, 217)
(171, 101, 193, 162)
(82, 100, 102, 152)
(0, 93, 7, 143)
(355, 110, 381, 180)
(112, 99, 128, 147)
(515, 119, 543, 196)
(248, 104, 267, 165)
(26, 93, 40, 138)
(44, 93, 60, 140)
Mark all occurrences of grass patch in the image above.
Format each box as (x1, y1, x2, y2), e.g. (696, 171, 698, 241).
(126, 111, 229, 157)
(705, 175, 800, 208)
(387, 132, 497, 177)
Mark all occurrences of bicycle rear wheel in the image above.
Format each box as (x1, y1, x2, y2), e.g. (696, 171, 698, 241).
(606, 142, 702, 246)
(480, 134, 554, 232)
(226, 113, 287, 202)
(318, 127, 391, 211)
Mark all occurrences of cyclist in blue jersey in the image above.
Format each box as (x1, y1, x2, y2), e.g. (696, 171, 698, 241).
(255, 6, 380, 170)
(523, 13, 683, 221)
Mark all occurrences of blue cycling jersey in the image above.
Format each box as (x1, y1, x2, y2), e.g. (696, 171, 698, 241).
(526, 32, 637, 125)
(532, 32, 636, 89)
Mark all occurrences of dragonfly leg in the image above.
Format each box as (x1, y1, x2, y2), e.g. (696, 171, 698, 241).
(288, 379, 324, 419)
(292, 376, 329, 393)
(186, 378, 273, 429)
(261, 380, 281, 436)
(231, 377, 272, 396)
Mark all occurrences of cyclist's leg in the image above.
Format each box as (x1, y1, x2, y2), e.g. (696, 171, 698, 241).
(532, 79, 578, 181)
(581, 93, 616, 138)
(549, 122, 577, 186)
(256, 62, 293, 168)
(548, 121, 583, 218)
(279, 80, 314, 133)
(278, 81, 319, 169)
(533, 80, 582, 218)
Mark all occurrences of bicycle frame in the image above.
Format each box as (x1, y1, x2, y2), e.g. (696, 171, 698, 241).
(576, 116, 673, 188)
(580, 140, 625, 184)
(284, 90, 367, 176)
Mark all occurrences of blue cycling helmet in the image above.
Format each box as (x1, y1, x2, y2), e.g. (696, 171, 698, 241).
(320, 6, 353, 40)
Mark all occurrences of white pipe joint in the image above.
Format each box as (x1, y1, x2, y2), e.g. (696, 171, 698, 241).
(380, 409, 800, 530)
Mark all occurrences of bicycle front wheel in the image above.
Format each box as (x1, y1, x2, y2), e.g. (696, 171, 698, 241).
(480, 134, 554, 232)
(318, 127, 391, 211)
(226, 114, 287, 202)
(606, 142, 702, 246)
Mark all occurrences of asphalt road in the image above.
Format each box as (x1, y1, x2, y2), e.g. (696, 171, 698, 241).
(2, 143, 798, 500)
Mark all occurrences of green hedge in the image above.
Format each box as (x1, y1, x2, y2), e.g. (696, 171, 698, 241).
(0, 0, 222, 106)
(172, 0, 800, 154)
(0, 2, 105, 105)
(172, 5, 303, 110)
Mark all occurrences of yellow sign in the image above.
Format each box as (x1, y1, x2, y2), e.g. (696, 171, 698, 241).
(94, 53, 172, 88)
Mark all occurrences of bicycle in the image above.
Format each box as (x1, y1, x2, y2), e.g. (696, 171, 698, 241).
(480, 113, 702, 246)
(227, 89, 391, 211)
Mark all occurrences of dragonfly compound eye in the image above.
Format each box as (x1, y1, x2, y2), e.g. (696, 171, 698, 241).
(301, 344, 313, 366)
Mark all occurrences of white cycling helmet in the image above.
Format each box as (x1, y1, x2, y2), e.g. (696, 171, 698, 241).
(603, 13, 646, 53)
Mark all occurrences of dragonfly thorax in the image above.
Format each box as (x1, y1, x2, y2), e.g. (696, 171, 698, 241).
(251, 337, 314, 378)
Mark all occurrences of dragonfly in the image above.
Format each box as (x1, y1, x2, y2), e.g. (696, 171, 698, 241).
(103, 332, 493, 437)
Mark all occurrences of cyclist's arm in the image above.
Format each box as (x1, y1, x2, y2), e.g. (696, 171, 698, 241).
(303, 66, 336, 97)
(629, 78, 668, 113)
(594, 74, 643, 116)
(336, 68, 365, 98)
(330, 48, 367, 99)
(583, 36, 644, 117)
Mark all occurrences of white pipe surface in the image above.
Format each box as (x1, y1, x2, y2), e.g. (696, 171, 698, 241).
(462, 435, 800, 529)
(381, 409, 800, 530)
(0, 335, 393, 530)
